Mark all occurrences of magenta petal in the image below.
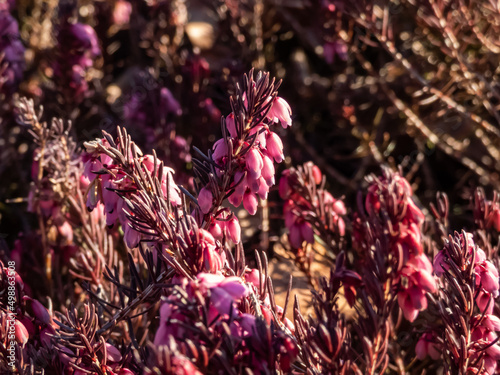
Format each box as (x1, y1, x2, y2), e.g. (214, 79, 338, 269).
(210, 287, 234, 315)
(219, 278, 248, 299)
(246, 148, 263, 179)
(300, 222, 314, 244)
(289, 224, 303, 248)
(226, 216, 241, 244)
(409, 286, 427, 310)
(106, 343, 122, 363)
(416, 269, 437, 293)
(266, 132, 284, 163)
(198, 187, 213, 214)
(226, 113, 237, 138)
(415, 338, 427, 360)
(487, 341, 500, 360)
(228, 190, 243, 207)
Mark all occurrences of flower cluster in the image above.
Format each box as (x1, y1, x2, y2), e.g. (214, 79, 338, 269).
(279, 161, 346, 249)
(470, 314, 500, 374)
(154, 273, 249, 346)
(150, 269, 298, 373)
(83, 136, 181, 249)
(434, 232, 499, 313)
(0, 7, 24, 96)
(432, 232, 500, 374)
(355, 169, 436, 322)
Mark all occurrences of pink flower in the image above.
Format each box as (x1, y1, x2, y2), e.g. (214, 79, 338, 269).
(208, 218, 223, 240)
(226, 113, 237, 138)
(244, 269, 261, 288)
(226, 216, 241, 244)
(266, 131, 284, 163)
(470, 317, 500, 374)
(228, 189, 244, 208)
(434, 233, 499, 311)
(199, 229, 225, 272)
(246, 148, 263, 179)
(267, 97, 292, 128)
(14, 320, 29, 347)
(312, 165, 322, 184)
(160, 167, 182, 206)
(257, 177, 269, 200)
(261, 153, 275, 186)
(487, 205, 500, 232)
(476, 259, 500, 296)
(83, 157, 103, 183)
(123, 224, 141, 249)
(397, 254, 436, 322)
(197, 273, 249, 315)
(212, 139, 228, 163)
(106, 343, 122, 363)
(479, 314, 500, 331)
(415, 333, 440, 360)
(332, 200, 346, 216)
(243, 191, 258, 215)
(198, 186, 213, 214)
(24, 296, 52, 325)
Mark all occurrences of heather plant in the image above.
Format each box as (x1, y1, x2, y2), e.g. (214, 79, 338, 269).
(3, 1, 500, 374)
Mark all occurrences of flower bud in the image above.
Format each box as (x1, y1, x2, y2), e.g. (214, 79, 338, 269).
(208, 219, 223, 240)
(243, 191, 258, 215)
(228, 190, 244, 207)
(124, 224, 141, 249)
(212, 139, 228, 163)
(267, 96, 292, 128)
(15, 320, 29, 347)
(266, 132, 284, 163)
(257, 177, 269, 200)
(226, 216, 241, 244)
(332, 200, 346, 215)
(246, 148, 263, 179)
(106, 343, 122, 363)
(24, 296, 52, 325)
(226, 113, 237, 138)
(245, 269, 261, 288)
(261, 154, 275, 186)
(312, 165, 322, 185)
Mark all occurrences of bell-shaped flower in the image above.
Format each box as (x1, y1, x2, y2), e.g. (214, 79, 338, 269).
(243, 191, 258, 215)
(266, 131, 284, 163)
(267, 96, 292, 128)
